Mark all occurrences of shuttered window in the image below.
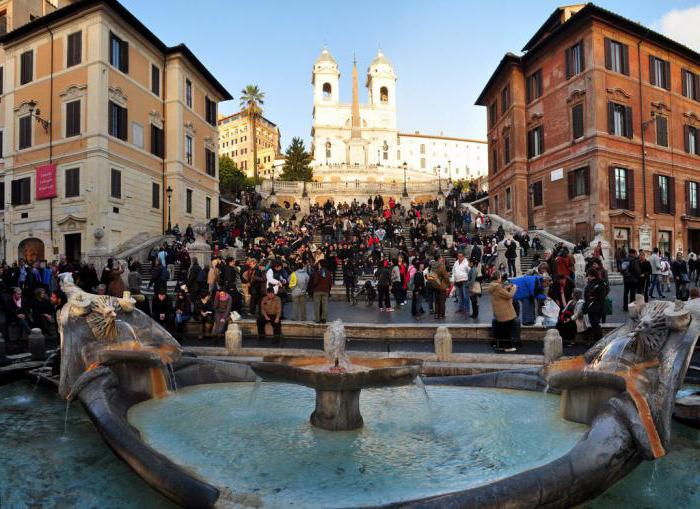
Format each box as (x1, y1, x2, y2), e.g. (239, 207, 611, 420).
(607, 102, 633, 138)
(503, 136, 510, 165)
(532, 181, 543, 207)
(11, 177, 31, 205)
(20, 50, 33, 85)
(684, 125, 700, 155)
(656, 115, 668, 147)
(109, 32, 129, 73)
(682, 69, 700, 101)
(66, 100, 81, 137)
(108, 101, 128, 141)
(527, 126, 544, 158)
(654, 174, 675, 215)
(185, 79, 192, 108)
(18, 116, 32, 149)
(205, 97, 217, 126)
(572, 103, 584, 139)
(67, 31, 82, 67)
(491, 147, 498, 174)
(500, 85, 510, 114)
(687, 181, 700, 217)
(65, 168, 80, 198)
(0, 182, 4, 210)
(649, 55, 671, 90)
(568, 167, 590, 198)
(152, 182, 160, 209)
(186, 189, 193, 214)
(489, 102, 497, 127)
(205, 148, 216, 176)
(609, 167, 634, 210)
(150, 124, 164, 158)
(151, 65, 160, 96)
(604, 38, 629, 75)
(526, 69, 542, 103)
(565, 41, 584, 79)
(110, 169, 121, 199)
(206, 197, 211, 219)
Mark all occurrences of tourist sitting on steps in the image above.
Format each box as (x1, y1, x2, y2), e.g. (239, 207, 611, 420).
(488, 272, 518, 352)
(257, 285, 282, 343)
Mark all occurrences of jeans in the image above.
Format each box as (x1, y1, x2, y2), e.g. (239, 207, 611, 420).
(377, 285, 391, 309)
(507, 258, 517, 277)
(411, 290, 424, 316)
(588, 312, 603, 343)
(313, 293, 329, 322)
(470, 294, 479, 317)
(454, 282, 470, 314)
(292, 294, 307, 321)
(649, 274, 663, 297)
(622, 282, 637, 310)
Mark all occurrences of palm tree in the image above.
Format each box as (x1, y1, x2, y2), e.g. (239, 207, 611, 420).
(240, 85, 265, 183)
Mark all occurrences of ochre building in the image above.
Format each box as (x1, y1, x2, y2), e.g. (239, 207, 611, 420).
(0, 0, 231, 263)
(218, 110, 280, 179)
(477, 3, 700, 255)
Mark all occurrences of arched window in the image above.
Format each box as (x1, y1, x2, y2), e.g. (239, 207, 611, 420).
(380, 86, 389, 103)
(322, 82, 332, 100)
(325, 140, 332, 159)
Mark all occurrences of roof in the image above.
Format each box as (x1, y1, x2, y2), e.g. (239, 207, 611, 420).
(315, 47, 337, 65)
(398, 132, 487, 144)
(0, 0, 232, 100)
(522, 4, 586, 52)
(218, 110, 277, 128)
(475, 3, 700, 106)
(369, 49, 393, 69)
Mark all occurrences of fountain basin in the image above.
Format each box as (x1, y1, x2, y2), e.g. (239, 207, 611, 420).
(251, 355, 422, 430)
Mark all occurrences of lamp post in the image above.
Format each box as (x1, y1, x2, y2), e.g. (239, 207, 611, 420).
(27, 100, 51, 132)
(402, 161, 408, 197)
(437, 165, 443, 196)
(270, 170, 276, 196)
(302, 178, 308, 198)
(166, 185, 173, 232)
(448, 160, 452, 184)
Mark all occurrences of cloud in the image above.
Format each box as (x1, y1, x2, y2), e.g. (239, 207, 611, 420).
(656, 4, 700, 51)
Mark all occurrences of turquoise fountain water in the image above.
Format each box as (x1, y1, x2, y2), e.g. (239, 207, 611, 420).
(127, 382, 587, 507)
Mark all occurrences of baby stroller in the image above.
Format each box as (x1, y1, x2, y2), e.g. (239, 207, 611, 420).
(353, 280, 377, 306)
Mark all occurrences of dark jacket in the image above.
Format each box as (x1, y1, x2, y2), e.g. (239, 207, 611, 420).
(584, 278, 607, 315)
(622, 256, 641, 284)
(219, 264, 238, 291)
(311, 267, 333, 294)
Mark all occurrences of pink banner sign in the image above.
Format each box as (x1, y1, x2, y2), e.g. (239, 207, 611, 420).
(36, 164, 57, 199)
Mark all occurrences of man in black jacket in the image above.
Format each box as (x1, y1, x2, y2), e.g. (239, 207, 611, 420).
(622, 249, 641, 311)
(187, 257, 202, 296)
(584, 269, 607, 343)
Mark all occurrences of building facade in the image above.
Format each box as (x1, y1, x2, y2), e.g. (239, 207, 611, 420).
(477, 3, 700, 255)
(218, 110, 280, 179)
(0, 0, 231, 263)
(310, 47, 487, 184)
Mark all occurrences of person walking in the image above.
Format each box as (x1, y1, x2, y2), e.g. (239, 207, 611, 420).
(376, 260, 393, 312)
(671, 252, 689, 300)
(504, 238, 518, 278)
(648, 247, 665, 299)
(451, 251, 470, 316)
(584, 269, 607, 344)
(431, 260, 450, 319)
(621, 249, 641, 311)
(290, 264, 310, 321)
(638, 251, 652, 302)
(468, 260, 481, 318)
(410, 260, 426, 317)
(310, 260, 333, 323)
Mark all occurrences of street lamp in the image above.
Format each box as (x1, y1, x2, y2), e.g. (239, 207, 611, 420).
(27, 100, 51, 132)
(402, 161, 408, 197)
(437, 164, 443, 196)
(448, 160, 452, 184)
(302, 178, 308, 198)
(166, 185, 173, 232)
(270, 169, 276, 196)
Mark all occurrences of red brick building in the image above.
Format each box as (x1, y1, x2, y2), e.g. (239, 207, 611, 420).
(476, 3, 700, 256)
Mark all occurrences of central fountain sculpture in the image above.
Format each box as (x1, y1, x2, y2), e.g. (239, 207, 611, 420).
(250, 320, 422, 430)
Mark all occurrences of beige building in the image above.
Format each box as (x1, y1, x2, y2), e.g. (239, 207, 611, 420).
(218, 110, 280, 179)
(0, 0, 231, 263)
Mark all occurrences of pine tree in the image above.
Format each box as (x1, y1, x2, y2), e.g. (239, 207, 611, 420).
(280, 137, 313, 181)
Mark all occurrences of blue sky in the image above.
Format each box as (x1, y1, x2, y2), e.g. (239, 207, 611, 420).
(121, 0, 700, 149)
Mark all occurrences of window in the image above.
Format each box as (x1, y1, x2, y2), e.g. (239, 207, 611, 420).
(11, 177, 31, 205)
(682, 69, 699, 101)
(504, 136, 511, 165)
(494, 195, 499, 214)
(20, 50, 33, 85)
(656, 115, 668, 147)
(572, 103, 584, 139)
(0, 11, 6, 36)
(205, 97, 216, 126)
(491, 147, 498, 173)
(532, 181, 543, 207)
(568, 167, 590, 198)
(206, 197, 211, 219)
(152, 182, 160, 209)
(604, 38, 629, 75)
(65, 168, 80, 198)
(609, 166, 634, 210)
(527, 126, 544, 158)
(322, 82, 332, 99)
(18, 116, 32, 149)
(185, 135, 193, 164)
(0, 66, 4, 94)
(380, 86, 389, 103)
(654, 174, 675, 214)
(67, 31, 81, 67)
(0, 131, 3, 158)
(186, 189, 193, 214)
(687, 181, 700, 216)
(185, 79, 192, 108)
(501, 85, 510, 114)
(205, 148, 216, 176)
(150, 124, 164, 158)
(565, 41, 584, 79)
(419, 144, 425, 154)
(607, 102, 633, 138)
(110, 169, 121, 199)
(685, 125, 700, 155)
(420, 158, 425, 169)
(489, 102, 497, 127)
(109, 32, 128, 73)
(649, 55, 670, 90)
(0, 182, 4, 210)
(65, 100, 80, 137)
(505, 187, 512, 210)
(108, 101, 128, 141)
(151, 65, 160, 96)
(526, 69, 542, 103)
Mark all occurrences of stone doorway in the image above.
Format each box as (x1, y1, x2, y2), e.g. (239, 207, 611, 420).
(688, 229, 700, 255)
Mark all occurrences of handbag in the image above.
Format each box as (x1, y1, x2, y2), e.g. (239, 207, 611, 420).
(469, 281, 482, 295)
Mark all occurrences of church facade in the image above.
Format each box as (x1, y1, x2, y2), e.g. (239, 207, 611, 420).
(309, 48, 487, 185)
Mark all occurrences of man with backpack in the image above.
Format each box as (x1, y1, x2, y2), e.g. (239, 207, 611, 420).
(621, 248, 641, 311)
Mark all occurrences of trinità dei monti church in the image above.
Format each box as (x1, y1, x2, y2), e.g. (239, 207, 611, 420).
(309, 47, 487, 185)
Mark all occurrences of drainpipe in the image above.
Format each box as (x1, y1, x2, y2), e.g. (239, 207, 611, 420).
(161, 54, 166, 234)
(46, 23, 55, 245)
(637, 30, 650, 220)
